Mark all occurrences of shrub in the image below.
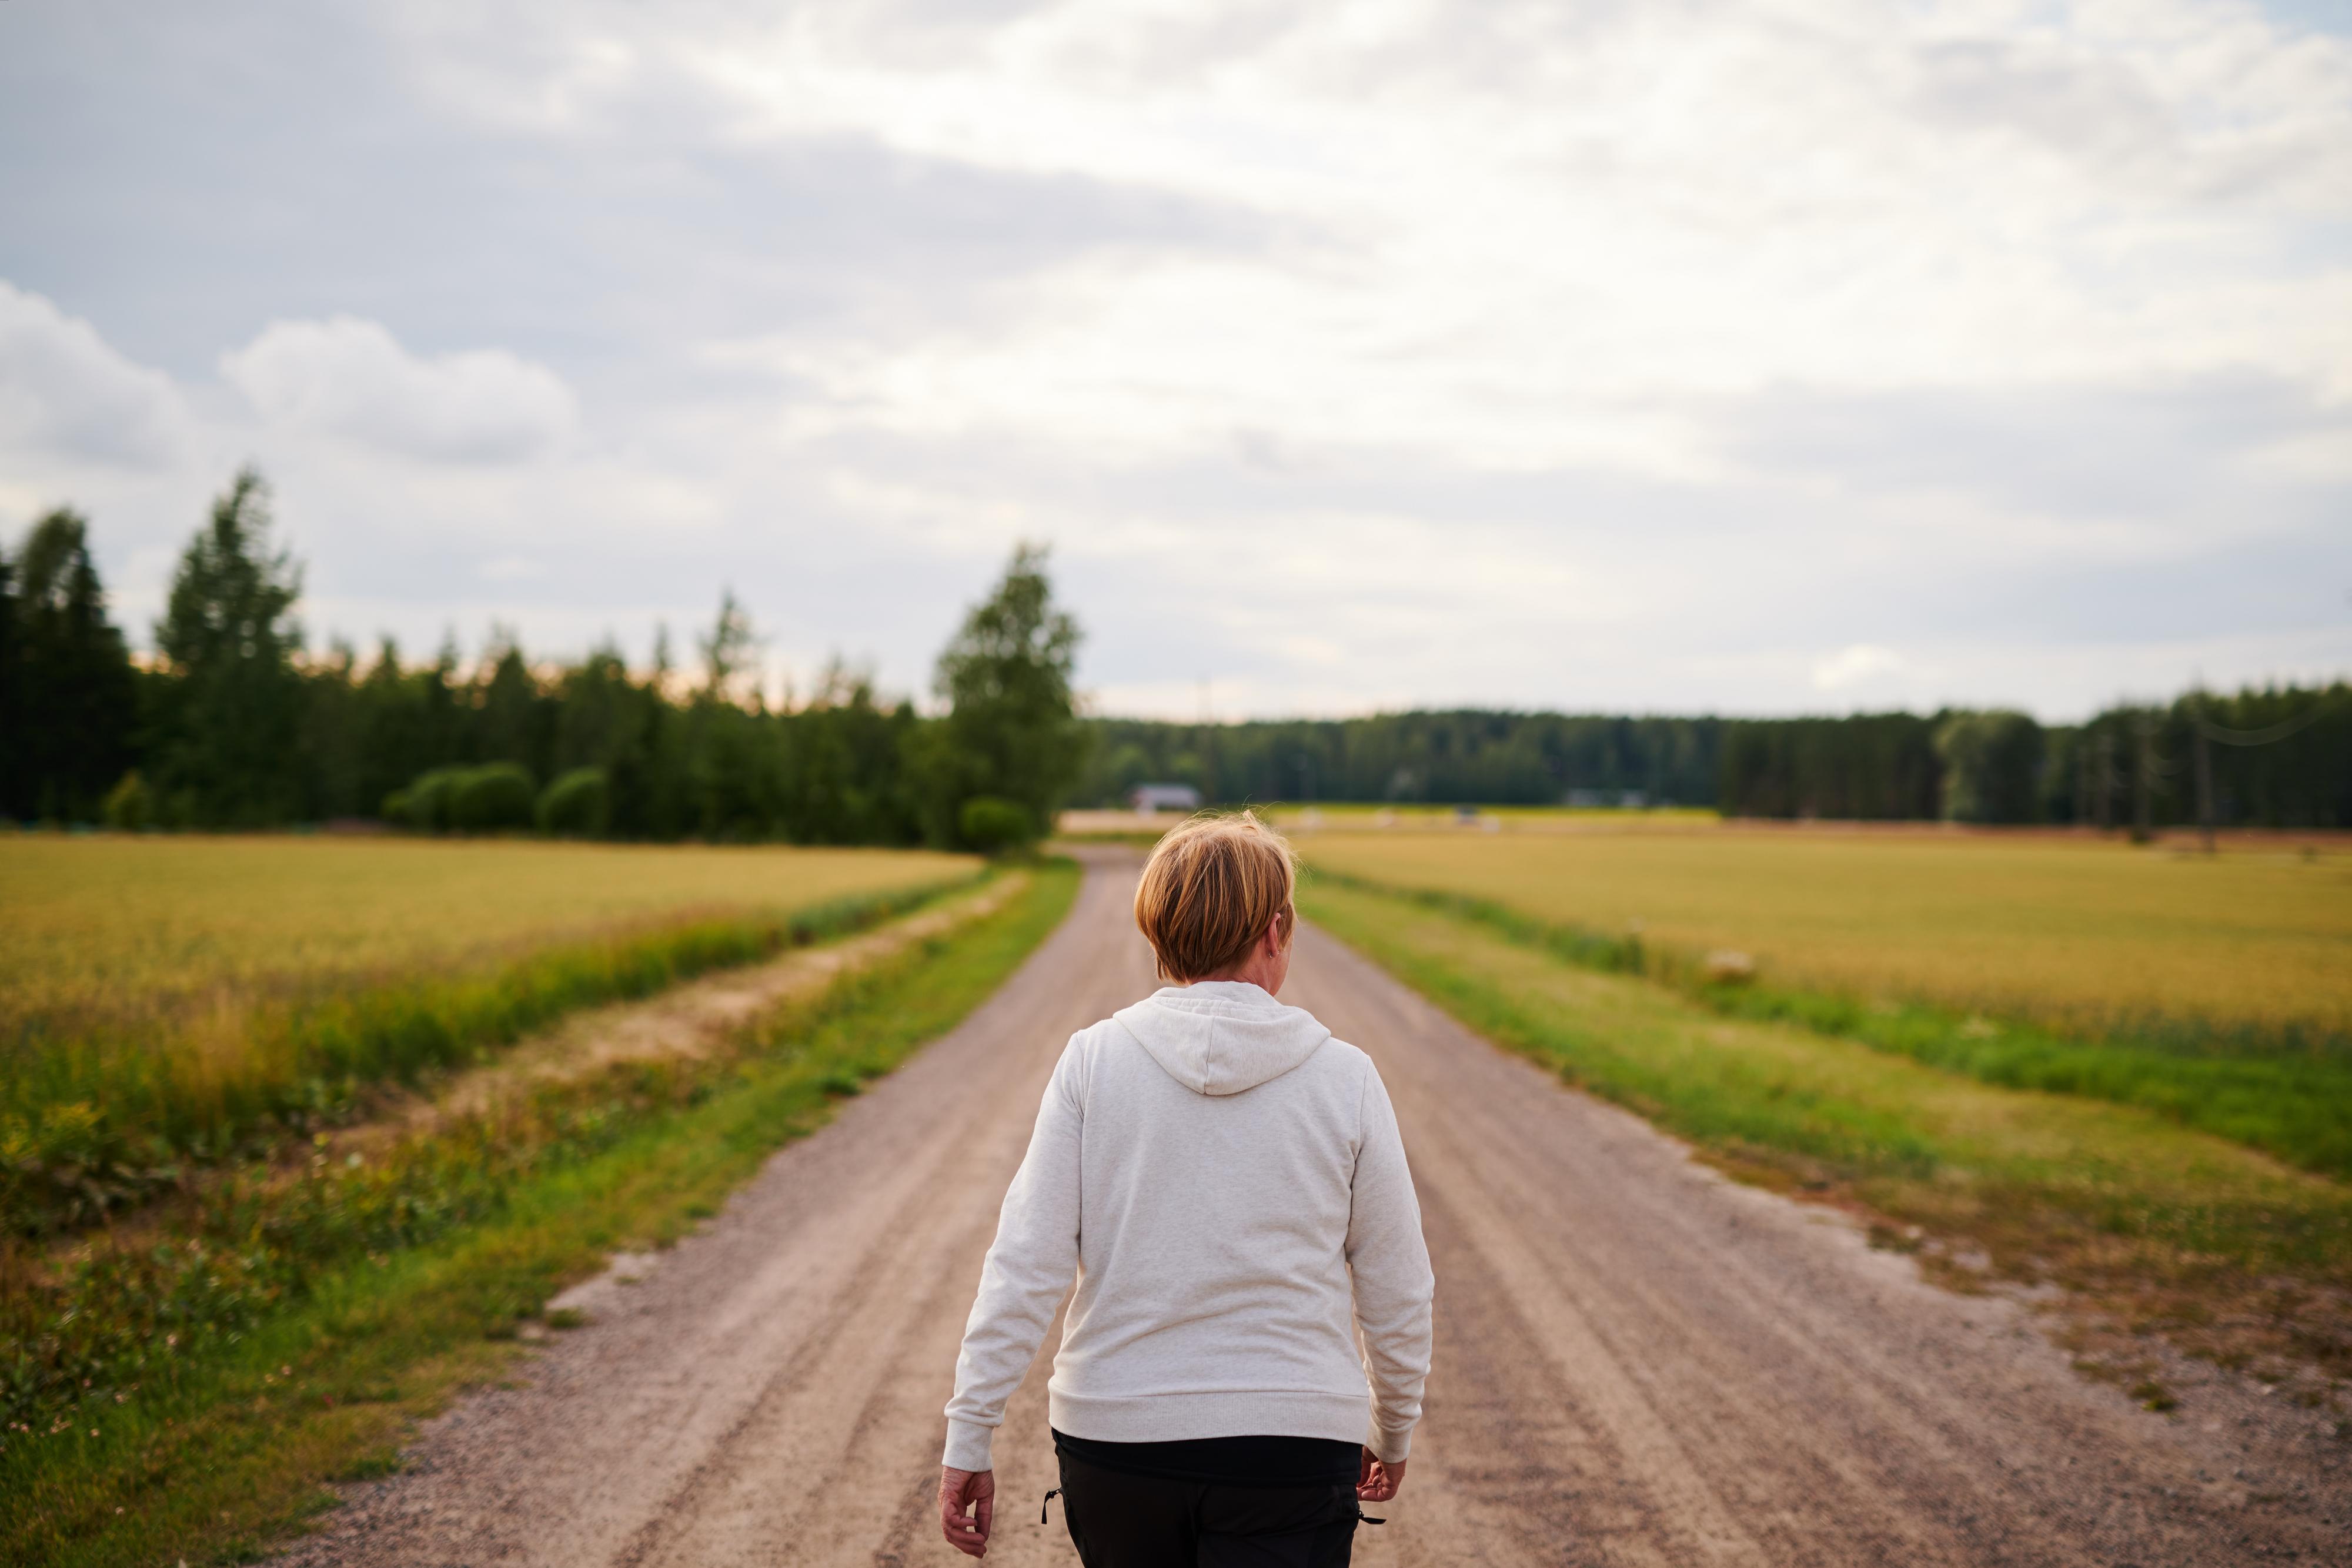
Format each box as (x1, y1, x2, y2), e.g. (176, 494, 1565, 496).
(536, 765, 612, 838)
(957, 795, 1034, 853)
(101, 771, 152, 832)
(383, 766, 467, 831)
(385, 765, 535, 833)
(449, 764, 536, 834)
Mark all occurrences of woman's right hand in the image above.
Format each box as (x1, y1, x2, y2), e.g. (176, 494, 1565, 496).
(1357, 1447, 1407, 1502)
(940, 1466, 995, 1557)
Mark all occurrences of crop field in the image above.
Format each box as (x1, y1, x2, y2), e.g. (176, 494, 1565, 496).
(1293, 822, 2352, 1397)
(0, 835, 978, 1235)
(2, 835, 973, 1039)
(1300, 879, 2352, 1397)
(1297, 823, 2352, 1045)
(1277, 804, 1723, 830)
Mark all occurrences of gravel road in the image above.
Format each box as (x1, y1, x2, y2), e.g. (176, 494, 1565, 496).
(283, 849, 2347, 1566)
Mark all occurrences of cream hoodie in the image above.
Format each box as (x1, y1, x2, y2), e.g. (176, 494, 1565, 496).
(942, 981, 1435, 1473)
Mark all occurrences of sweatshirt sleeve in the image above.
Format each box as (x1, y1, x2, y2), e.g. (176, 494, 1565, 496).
(941, 1037, 1085, 1472)
(1347, 1059, 1435, 1463)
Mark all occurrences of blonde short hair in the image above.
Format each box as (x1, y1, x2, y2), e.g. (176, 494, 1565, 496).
(1133, 811, 1300, 984)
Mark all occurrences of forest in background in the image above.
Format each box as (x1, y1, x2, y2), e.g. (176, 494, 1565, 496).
(1078, 690, 2350, 829)
(4, 470, 2346, 837)
(0, 472, 1086, 850)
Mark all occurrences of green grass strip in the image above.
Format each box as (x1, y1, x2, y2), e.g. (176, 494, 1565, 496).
(2, 861, 1078, 1568)
(1308, 868, 2352, 1181)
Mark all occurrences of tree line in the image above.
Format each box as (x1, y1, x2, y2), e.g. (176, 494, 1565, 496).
(1077, 691, 2351, 830)
(1080, 711, 1725, 810)
(1714, 695, 2350, 829)
(0, 470, 1088, 850)
(5, 471, 2343, 836)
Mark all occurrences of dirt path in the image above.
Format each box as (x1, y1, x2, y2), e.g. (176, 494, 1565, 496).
(402, 871, 1025, 1134)
(283, 850, 2346, 1566)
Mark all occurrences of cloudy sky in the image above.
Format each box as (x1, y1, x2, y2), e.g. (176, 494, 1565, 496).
(2, 0, 2347, 720)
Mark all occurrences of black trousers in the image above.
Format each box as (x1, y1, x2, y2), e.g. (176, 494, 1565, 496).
(1054, 1447, 1361, 1567)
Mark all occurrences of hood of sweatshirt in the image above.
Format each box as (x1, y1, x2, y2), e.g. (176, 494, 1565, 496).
(1111, 980, 1333, 1096)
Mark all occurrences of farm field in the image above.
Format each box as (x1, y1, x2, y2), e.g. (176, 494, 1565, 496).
(1279, 803, 1723, 830)
(1296, 823, 2352, 1045)
(1298, 879, 2352, 1400)
(0, 835, 979, 1236)
(1, 835, 975, 1041)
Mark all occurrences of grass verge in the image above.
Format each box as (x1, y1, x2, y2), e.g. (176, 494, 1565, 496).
(1302, 878, 2352, 1404)
(1, 860, 1078, 1567)
(1311, 870, 2352, 1181)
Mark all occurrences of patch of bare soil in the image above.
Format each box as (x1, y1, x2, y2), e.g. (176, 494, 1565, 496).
(346, 871, 1027, 1150)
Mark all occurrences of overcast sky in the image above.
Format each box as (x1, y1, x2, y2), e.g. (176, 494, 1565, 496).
(2, 0, 2347, 720)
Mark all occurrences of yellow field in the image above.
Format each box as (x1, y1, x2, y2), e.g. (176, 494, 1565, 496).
(0, 835, 976, 1041)
(1297, 824, 2352, 1040)
(1277, 804, 1723, 830)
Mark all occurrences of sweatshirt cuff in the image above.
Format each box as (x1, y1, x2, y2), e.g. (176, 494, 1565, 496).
(1367, 1420, 1414, 1464)
(943, 1417, 997, 1473)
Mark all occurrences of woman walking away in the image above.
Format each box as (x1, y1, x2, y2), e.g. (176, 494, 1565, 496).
(939, 813, 1435, 1566)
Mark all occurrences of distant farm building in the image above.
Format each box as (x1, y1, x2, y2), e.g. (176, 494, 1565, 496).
(1566, 788, 1651, 810)
(1128, 782, 1203, 813)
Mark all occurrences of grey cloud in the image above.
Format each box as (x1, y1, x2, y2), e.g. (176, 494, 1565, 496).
(0, 1, 1272, 388)
(1728, 376, 2348, 528)
(1907, 38, 2175, 165)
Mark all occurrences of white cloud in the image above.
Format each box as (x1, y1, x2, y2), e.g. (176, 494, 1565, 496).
(220, 316, 579, 463)
(1813, 644, 1914, 691)
(0, 282, 189, 467)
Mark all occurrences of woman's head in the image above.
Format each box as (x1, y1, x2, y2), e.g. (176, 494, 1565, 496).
(1132, 811, 1299, 985)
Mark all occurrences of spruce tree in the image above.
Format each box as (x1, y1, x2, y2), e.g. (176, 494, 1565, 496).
(6, 508, 139, 821)
(153, 469, 306, 825)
